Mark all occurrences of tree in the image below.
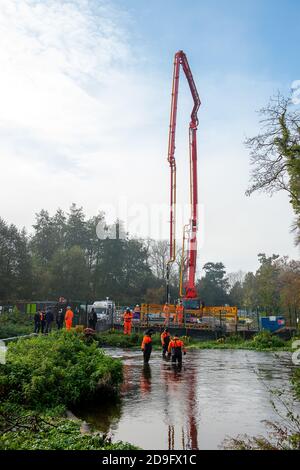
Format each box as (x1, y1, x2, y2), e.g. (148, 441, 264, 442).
(14, 228, 33, 299)
(144, 286, 165, 304)
(32, 210, 58, 264)
(245, 94, 300, 244)
(52, 208, 67, 249)
(0, 219, 33, 301)
(242, 272, 258, 312)
(278, 259, 300, 326)
(255, 254, 281, 314)
(147, 239, 181, 302)
(65, 204, 88, 250)
(148, 240, 169, 280)
(49, 246, 89, 300)
(85, 212, 105, 272)
(227, 271, 246, 290)
(197, 262, 230, 306)
(122, 238, 154, 304)
(229, 281, 244, 308)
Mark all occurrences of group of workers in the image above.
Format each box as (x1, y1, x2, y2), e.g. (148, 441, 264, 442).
(163, 301, 184, 326)
(141, 328, 186, 365)
(34, 306, 74, 333)
(123, 301, 185, 336)
(123, 302, 186, 365)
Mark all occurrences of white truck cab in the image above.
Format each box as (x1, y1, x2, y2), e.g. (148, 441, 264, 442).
(92, 300, 115, 321)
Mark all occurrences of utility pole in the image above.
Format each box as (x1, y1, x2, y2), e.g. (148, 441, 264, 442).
(256, 306, 260, 331)
(166, 265, 170, 304)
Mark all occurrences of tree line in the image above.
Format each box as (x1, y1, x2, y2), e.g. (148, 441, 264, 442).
(0, 205, 299, 324)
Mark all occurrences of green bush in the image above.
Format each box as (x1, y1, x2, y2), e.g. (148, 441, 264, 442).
(0, 310, 32, 339)
(0, 403, 137, 450)
(0, 331, 123, 408)
(0, 421, 137, 450)
(252, 331, 285, 349)
(226, 334, 244, 344)
(96, 329, 161, 348)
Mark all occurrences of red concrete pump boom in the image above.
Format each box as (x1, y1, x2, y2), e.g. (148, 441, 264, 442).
(166, 50, 201, 302)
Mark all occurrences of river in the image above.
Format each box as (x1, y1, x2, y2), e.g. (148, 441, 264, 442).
(76, 348, 297, 450)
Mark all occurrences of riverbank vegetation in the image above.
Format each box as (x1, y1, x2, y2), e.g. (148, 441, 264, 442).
(0, 403, 137, 450)
(187, 331, 291, 351)
(96, 329, 160, 348)
(0, 330, 136, 450)
(95, 329, 297, 352)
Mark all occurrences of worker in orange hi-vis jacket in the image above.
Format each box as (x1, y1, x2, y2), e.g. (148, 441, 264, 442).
(175, 301, 184, 326)
(168, 335, 186, 365)
(141, 329, 153, 363)
(163, 302, 170, 326)
(65, 306, 74, 330)
(161, 328, 171, 358)
(123, 308, 133, 335)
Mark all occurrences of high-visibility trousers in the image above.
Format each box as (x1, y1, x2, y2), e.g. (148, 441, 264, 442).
(177, 314, 183, 325)
(164, 313, 170, 325)
(65, 319, 73, 330)
(124, 321, 132, 335)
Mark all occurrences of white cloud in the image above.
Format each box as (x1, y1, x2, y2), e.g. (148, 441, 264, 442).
(0, 0, 132, 143)
(0, 0, 165, 217)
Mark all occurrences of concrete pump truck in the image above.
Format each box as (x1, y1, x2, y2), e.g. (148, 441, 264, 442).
(140, 51, 237, 327)
(166, 50, 201, 311)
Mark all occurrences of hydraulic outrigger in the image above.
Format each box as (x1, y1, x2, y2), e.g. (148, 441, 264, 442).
(166, 50, 201, 306)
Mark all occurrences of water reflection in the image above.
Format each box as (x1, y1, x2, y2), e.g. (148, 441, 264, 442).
(75, 397, 122, 434)
(162, 363, 198, 450)
(77, 349, 296, 450)
(140, 364, 152, 395)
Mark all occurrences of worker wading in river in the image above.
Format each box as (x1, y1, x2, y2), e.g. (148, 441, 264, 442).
(141, 330, 153, 364)
(65, 306, 74, 330)
(175, 301, 184, 326)
(163, 303, 170, 326)
(123, 308, 133, 335)
(161, 328, 171, 358)
(168, 335, 186, 365)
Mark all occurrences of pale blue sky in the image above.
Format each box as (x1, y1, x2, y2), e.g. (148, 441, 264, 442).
(114, 0, 299, 78)
(0, 0, 299, 274)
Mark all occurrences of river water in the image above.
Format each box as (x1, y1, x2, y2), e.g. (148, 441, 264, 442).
(76, 348, 297, 450)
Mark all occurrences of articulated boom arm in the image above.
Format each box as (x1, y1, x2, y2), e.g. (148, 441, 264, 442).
(167, 50, 201, 300)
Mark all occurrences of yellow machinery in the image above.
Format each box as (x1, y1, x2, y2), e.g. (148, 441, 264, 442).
(140, 303, 238, 328)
